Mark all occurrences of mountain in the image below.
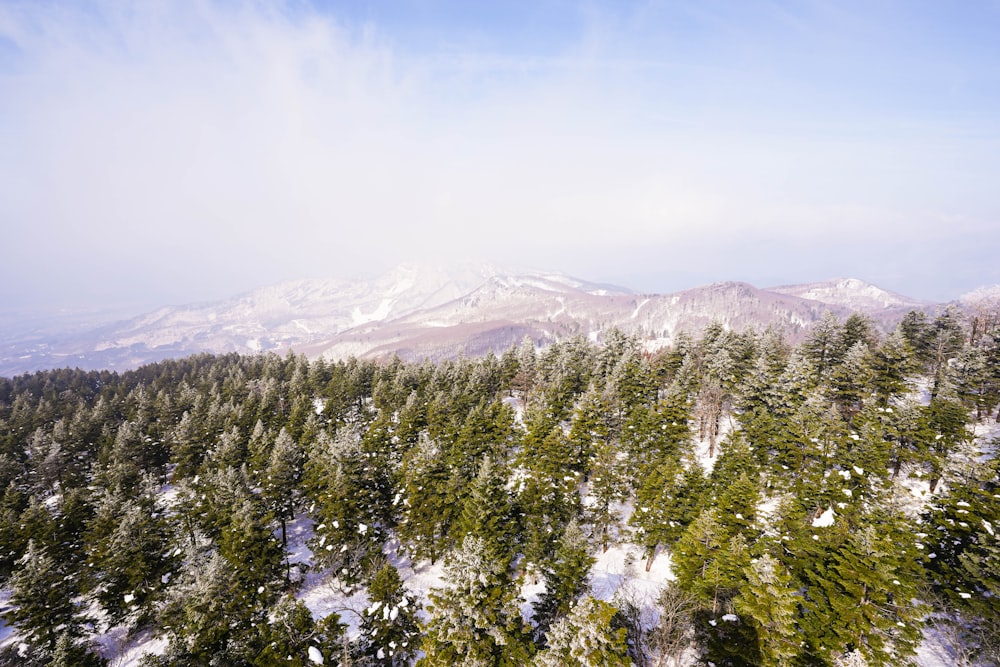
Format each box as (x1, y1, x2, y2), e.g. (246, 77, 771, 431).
(0, 266, 947, 376)
(768, 278, 928, 311)
(307, 279, 864, 362)
(0, 263, 496, 376)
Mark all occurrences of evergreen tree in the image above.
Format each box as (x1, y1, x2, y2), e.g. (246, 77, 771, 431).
(532, 520, 595, 637)
(86, 494, 177, 627)
(870, 331, 914, 405)
(3, 539, 91, 653)
(585, 434, 626, 553)
(158, 549, 261, 662)
(631, 455, 707, 571)
(453, 457, 515, 558)
(218, 497, 284, 604)
(359, 563, 421, 666)
(923, 458, 1000, 662)
(734, 554, 799, 667)
(534, 596, 630, 667)
(419, 536, 533, 666)
(254, 596, 345, 667)
(798, 520, 925, 666)
(397, 433, 452, 564)
(263, 426, 305, 581)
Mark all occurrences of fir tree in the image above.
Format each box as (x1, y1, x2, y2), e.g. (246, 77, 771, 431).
(359, 563, 421, 666)
(534, 596, 630, 667)
(253, 596, 344, 667)
(533, 520, 595, 637)
(3, 539, 91, 653)
(419, 536, 533, 666)
(86, 495, 177, 627)
(734, 554, 799, 667)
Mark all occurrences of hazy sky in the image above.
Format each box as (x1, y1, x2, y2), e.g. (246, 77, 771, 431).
(2, 0, 999, 314)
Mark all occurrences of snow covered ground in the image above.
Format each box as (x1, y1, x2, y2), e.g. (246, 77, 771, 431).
(0, 588, 14, 651)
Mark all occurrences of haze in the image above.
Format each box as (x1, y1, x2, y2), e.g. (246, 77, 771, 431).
(2, 1, 999, 317)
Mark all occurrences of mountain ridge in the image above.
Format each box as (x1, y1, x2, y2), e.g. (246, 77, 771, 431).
(0, 266, 979, 376)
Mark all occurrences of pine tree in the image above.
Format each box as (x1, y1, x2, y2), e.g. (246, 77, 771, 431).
(923, 458, 1000, 662)
(419, 536, 533, 666)
(263, 426, 305, 581)
(734, 554, 799, 667)
(585, 434, 626, 554)
(672, 509, 747, 615)
(533, 520, 595, 637)
(798, 520, 926, 666)
(397, 433, 452, 564)
(158, 549, 261, 662)
(253, 596, 345, 667)
(3, 539, 90, 653)
(453, 457, 515, 559)
(870, 331, 914, 405)
(803, 312, 845, 379)
(631, 454, 707, 571)
(359, 563, 421, 665)
(534, 596, 630, 667)
(86, 495, 177, 627)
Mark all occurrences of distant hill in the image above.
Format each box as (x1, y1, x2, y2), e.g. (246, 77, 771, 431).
(0, 265, 969, 376)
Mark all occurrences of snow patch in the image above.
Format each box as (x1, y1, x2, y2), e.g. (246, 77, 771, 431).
(812, 507, 836, 528)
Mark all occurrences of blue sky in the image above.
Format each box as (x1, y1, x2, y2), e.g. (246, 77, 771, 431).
(1, 0, 999, 314)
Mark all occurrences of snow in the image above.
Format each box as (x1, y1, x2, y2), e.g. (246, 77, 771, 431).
(0, 589, 15, 651)
(351, 298, 395, 326)
(589, 542, 674, 604)
(308, 645, 325, 664)
(631, 298, 650, 319)
(812, 507, 836, 528)
(97, 628, 169, 666)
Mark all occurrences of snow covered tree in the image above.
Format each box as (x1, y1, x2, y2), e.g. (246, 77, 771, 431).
(306, 426, 389, 583)
(263, 426, 305, 581)
(358, 563, 421, 666)
(86, 494, 177, 627)
(734, 554, 799, 667)
(3, 539, 91, 653)
(397, 433, 453, 564)
(803, 311, 845, 379)
(797, 520, 926, 666)
(253, 596, 345, 667)
(923, 458, 1000, 663)
(419, 536, 533, 666)
(533, 596, 630, 667)
(869, 330, 914, 405)
(585, 433, 626, 554)
(218, 497, 284, 604)
(453, 457, 516, 560)
(532, 520, 595, 637)
(158, 549, 261, 662)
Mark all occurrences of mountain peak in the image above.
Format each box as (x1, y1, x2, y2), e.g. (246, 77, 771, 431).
(768, 278, 924, 311)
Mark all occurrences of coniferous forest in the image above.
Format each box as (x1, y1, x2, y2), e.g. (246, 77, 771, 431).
(0, 309, 999, 666)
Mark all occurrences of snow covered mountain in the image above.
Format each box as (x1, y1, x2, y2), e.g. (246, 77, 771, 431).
(307, 279, 866, 362)
(0, 263, 497, 375)
(768, 278, 928, 311)
(0, 267, 947, 375)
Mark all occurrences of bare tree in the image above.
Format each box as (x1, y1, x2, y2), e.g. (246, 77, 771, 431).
(648, 582, 697, 667)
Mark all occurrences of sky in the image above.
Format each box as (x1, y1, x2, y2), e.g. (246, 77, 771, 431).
(1, 0, 999, 316)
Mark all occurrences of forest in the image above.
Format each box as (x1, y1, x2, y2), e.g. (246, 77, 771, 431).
(0, 307, 998, 666)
